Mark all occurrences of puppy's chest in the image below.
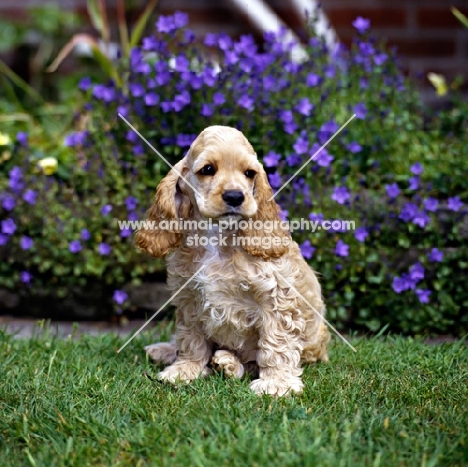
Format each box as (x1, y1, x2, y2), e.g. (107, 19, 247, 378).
(197, 268, 261, 333)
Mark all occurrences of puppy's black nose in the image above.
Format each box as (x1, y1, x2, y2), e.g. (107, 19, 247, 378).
(222, 190, 245, 207)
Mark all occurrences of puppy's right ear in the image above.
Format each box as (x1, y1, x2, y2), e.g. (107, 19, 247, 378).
(135, 159, 191, 257)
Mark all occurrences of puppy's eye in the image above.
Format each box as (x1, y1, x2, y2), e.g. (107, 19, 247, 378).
(245, 169, 256, 179)
(199, 165, 216, 176)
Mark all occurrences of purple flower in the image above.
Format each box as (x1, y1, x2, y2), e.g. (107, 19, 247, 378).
(308, 212, 324, 222)
(212, 92, 225, 106)
(145, 93, 160, 106)
(9, 166, 22, 181)
(354, 227, 368, 242)
(20, 271, 32, 284)
(268, 172, 282, 189)
(335, 240, 349, 257)
(409, 176, 419, 190)
(374, 53, 387, 66)
(126, 130, 138, 143)
(174, 11, 189, 29)
(386, 183, 400, 198)
(176, 134, 196, 147)
(98, 243, 112, 255)
(218, 33, 232, 50)
(128, 211, 139, 221)
(238, 95, 254, 111)
(0, 234, 8, 245)
(201, 103, 214, 117)
(399, 203, 418, 222)
(413, 210, 430, 228)
(263, 151, 281, 167)
(129, 83, 145, 97)
(1, 218, 16, 235)
(92, 85, 115, 102)
(353, 103, 367, 120)
(133, 144, 144, 155)
(347, 142, 362, 153)
(409, 263, 424, 282)
(23, 190, 37, 205)
(174, 54, 190, 72)
(113, 290, 128, 305)
(64, 131, 87, 147)
(156, 15, 175, 33)
(331, 186, 350, 205)
(173, 91, 191, 111)
(16, 132, 28, 145)
(293, 134, 309, 155)
(447, 196, 463, 212)
(392, 274, 415, 293)
(410, 162, 423, 175)
(120, 228, 132, 238)
(125, 196, 138, 211)
(352, 16, 371, 34)
(204, 33, 218, 47)
(2, 195, 15, 211)
(78, 77, 91, 91)
(415, 289, 431, 304)
(286, 154, 301, 167)
(423, 197, 438, 212)
(306, 73, 320, 87)
(69, 240, 82, 254)
(300, 240, 316, 259)
(312, 145, 334, 167)
(428, 248, 443, 263)
(295, 98, 314, 116)
(20, 236, 34, 250)
(9, 166, 23, 192)
(81, 229, 91, 241)
(101, 204, 113, 216)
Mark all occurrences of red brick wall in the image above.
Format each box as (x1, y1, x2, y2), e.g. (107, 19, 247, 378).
(319, 0, 468, 101)
(1, 0, 467, 101)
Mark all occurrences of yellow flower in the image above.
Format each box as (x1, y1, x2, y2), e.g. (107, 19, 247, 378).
(0, 133, 11, 146)
(427, 72, 448, 96)
(38, 157, 58, 175)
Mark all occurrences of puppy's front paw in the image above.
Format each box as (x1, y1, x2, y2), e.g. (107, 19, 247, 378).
(211, 350, 244, 378)
(157, 362, 212, 384)
(249, 376, 304, 396)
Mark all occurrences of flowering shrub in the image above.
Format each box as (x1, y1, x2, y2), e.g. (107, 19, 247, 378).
(1, 12, 467, 333)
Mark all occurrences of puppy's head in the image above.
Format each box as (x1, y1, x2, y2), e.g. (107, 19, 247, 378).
(135, 126, 289, 258)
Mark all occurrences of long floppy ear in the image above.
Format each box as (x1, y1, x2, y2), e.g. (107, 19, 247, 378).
(135, 159, 191, 258)
(239, 165, 290, 259)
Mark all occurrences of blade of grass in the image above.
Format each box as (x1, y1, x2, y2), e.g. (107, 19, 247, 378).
(130, 0, 159, 49)
(0, 58, 44, 104)
(117, 0, 130, 57)
(451, 6, 468, 29)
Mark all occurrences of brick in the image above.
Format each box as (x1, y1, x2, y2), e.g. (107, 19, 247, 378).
(417, 8, 468, 28)
(391, 39, 455, 57)
(324, 8, 407, 28)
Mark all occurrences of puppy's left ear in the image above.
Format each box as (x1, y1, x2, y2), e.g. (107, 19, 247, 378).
(239, 165, 290, 259)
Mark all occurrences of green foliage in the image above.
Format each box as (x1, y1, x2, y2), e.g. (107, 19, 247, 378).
(0, 12, 467, 333)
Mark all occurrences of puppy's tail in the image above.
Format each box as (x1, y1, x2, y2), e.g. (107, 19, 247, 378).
(145, 340, 177, 364)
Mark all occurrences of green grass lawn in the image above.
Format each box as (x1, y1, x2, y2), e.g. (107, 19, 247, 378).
(0, 323, 467, 467)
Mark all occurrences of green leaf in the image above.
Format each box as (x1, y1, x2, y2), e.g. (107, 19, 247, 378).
(451, 7, 468, 29)
(130, 0, 159, 49)
(87, 0, 104, 36)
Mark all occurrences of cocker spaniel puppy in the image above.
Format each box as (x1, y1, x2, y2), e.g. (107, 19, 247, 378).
(136, 126, 330, 396)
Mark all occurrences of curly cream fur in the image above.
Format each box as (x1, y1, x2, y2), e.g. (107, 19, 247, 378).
(139, 126, 330, 396)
